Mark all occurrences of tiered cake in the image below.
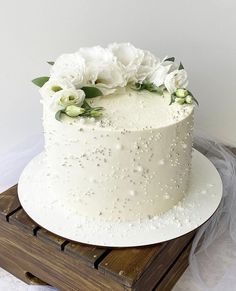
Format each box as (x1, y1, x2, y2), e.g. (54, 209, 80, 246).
(36, 43, 196, 222)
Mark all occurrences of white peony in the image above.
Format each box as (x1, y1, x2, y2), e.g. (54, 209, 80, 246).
(78, 46, 125, 93)
(135, 50, 159, 83)
(108, 43, 144, 83)
(164, 69, 188, 94)
(50, 89, 85, 112)
(40, 77, 75, 98)
(50, 53, 85, 88)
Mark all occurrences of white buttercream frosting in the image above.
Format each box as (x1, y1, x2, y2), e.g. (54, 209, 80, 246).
(42, 88, 194, 222)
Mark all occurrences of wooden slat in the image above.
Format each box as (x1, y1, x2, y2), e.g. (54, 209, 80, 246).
(64, 242, 110, 268)
(98, 243, 164, 287)
(0, 251, 48, 285)
(0, 222, 124, 291)
(133, 232, 195, 291)
(0, 185, 21, 221)
(8, 208, 39, 235)
(98, 231, 195, 289)
(154, 240, 193, 291)
(36, 228, 68, 250)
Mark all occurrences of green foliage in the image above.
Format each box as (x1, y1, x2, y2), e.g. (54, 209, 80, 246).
(32, 76, 50, 87)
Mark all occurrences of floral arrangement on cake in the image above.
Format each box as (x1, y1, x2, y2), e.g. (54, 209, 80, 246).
(32, 43, 198, 120)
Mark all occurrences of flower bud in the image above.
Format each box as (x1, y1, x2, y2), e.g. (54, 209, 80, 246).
(175, 97, 185, 105)
(185, 95, 193, 104)
(90, 110, 103, 118)
(65, 105, 85, 117)
(175, 88, 188, 98)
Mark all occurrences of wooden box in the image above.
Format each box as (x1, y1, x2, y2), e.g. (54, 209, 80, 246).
(0, 185, 195, 291)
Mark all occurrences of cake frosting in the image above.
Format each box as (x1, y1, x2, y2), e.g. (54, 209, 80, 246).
(42, 88, 194, 221)
(33, 43, 197, 222)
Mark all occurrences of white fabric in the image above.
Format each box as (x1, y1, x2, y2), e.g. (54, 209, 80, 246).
(0, 134, 235, 291)
(0, 134, 44, 193)
(186, 135, 236, 290)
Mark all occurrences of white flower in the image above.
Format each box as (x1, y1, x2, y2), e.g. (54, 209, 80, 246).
(149, 57, 176, 87)
(78, 46, 125, 92)
(50, 53, 86, 88)
(109, 43, 144, 83)
(162, 56, 178, 73)
(149, 64, 170, 87)
(40, 77, 75, 98)
(50, 89, 85, 112)
(164, 69, 188, 94)
(135, 50, 159, 83)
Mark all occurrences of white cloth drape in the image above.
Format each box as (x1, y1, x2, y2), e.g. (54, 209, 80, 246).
(188, 135, 236, 290)
(0, 134, 235, 291)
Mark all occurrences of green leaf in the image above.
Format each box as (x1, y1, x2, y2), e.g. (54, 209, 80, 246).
(187, 90, 199, 106)
(191, 95, 199, 106)
(32, 76, 50, 87)
(165, 57, 175, 62)
(148, 84, 164, 94)
(80, 107, 104, 118)
(91, 106, 104, 111)
(169, 94, 176, 105)
(81, 86, 103, 98)
(178, 62, 184, 70)
(82, 100, 92, 110)
(131, 82, 164, 95)
(47, 61, 55, 65)
(55, 110, 63, 121)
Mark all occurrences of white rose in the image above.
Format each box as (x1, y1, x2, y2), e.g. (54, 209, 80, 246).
(135, 50, 159, 83)
(78, 46, 125, 92)
(50, 89, 85, 112)
(148, 57, 177, 87)
(50, 53, 85, 88)
(164, 69, 188, 94)
(108, 43, 144, 83)
(40, 77, 75, 98)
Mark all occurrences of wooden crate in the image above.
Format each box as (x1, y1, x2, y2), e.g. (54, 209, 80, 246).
(0, 185, 195, 291)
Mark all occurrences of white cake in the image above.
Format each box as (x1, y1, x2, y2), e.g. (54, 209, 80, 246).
(35, 43, 196, 222)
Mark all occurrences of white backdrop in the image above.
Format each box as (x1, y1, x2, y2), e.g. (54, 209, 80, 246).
(0, 0, 235, 154)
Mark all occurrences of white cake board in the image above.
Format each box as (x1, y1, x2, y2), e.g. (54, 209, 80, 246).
(18, 150, 222, 247)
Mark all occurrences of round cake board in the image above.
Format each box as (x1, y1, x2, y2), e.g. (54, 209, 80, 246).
(18, 150, 222, 247)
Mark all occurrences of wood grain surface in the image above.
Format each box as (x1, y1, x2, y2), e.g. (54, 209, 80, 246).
(0, 185, 196, 290)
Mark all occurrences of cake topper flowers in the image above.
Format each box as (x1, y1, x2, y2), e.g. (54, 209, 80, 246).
(32, 43, 198, 121)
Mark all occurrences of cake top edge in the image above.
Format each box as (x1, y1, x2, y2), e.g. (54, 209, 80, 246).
(43, 88, 194, 132)
(33, 43, 198, 123)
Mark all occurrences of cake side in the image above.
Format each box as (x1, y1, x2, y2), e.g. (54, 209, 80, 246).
(42, 89, 194, 221)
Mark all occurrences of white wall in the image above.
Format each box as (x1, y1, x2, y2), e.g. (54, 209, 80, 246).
(0, 0, 235, 153)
